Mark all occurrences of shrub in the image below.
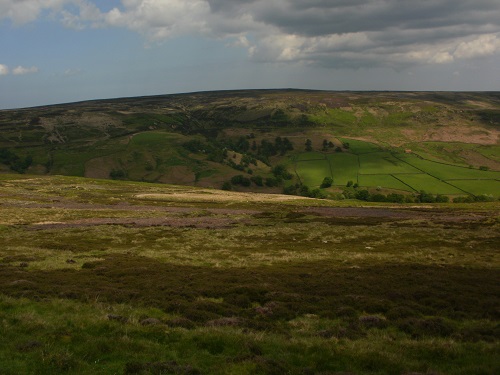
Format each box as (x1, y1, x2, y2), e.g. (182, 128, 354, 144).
(272, 165, 293, 180)
(231, 175, 251, 187)
(309, 188, 326, 199)
(265, 177, 280, 187)
(397, 317, 455, 338)
(110, 169, 126, 180)
(355, 189, 370, 201)
(435, 194, 449, 203)
(320, 177, 333, 188)
(386, 193, 405, 203)
(251, 176, 263, 186)
(371, 194, 387, 202)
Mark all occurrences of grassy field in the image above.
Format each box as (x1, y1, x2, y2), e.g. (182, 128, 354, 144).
(0, 174, 499, 374)
(327, 153, 360, 186)
(396, 154, 500, 180)
(293, 138, 499, 197)
(295, 159, 331, 187)
(359, 152, 420, 174)
(357, 174, 415, 192)
(448, 179, 500, 196)
(339, 138, 381, 154)
(395, 174, 466, 195)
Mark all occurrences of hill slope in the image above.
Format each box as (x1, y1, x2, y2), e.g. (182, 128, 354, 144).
(0, 90, 499, 197)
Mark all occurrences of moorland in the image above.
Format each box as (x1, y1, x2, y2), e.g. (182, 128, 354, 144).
(0, 90, 499, 374)
(0, 174, 498, 374)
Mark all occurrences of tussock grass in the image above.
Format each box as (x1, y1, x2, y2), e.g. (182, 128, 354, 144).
(0, 175, 498, 374)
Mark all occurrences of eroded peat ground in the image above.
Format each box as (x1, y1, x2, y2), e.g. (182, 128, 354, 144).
(0, 175, 499, 374)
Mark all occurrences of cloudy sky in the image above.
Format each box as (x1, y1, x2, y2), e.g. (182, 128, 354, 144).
(1, 0, 499, 109)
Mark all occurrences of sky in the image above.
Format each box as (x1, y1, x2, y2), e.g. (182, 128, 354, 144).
(1, 0, 499, 109)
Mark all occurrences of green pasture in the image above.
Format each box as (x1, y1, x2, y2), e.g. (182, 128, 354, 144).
(294, 138, 499, 196)
(396, 174, 465, 195)
(359, 152, 420, 174)
(358, 174, 415, 192)
(397, 154, 500, 180)
(404, 142, 500, 165)
(339, 138, 381, 154)
(295, 152, 326, 161)
(327, 153, 359, 185)
(448, 179, 500, 196)
(129, 131, 184, 148)
(295, 160, 331, 187)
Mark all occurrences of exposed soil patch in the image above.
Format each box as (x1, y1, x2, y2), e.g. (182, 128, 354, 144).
(1, 200, 260, 215)
(300, 206, 489, 223)
(29, 216, 245, 230)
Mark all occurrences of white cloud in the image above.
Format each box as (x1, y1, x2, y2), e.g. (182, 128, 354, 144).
(0, 0, 67, 25)
(62, 0, 499, 68)
(454, 34, 500, 59)
(431, 51, 454, 64)
(12, 66, 39, 75)
(2, 0, 500, 68)
(0, 64, 9, 75)
(101, 0, 212, 40)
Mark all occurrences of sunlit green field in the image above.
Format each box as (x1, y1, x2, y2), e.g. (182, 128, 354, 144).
(0, 174, 498, 374)
(294, 139, 500, 196)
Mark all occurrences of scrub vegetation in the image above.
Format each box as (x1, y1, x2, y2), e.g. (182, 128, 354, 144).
(0, 90, 499, 373)
(0, 174, 499, 374)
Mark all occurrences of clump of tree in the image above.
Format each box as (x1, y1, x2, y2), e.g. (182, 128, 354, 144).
(295, 114, 311, 126)
(226, 153, 258, 172)
(284, 183, 327, 199)
(184, 134, 294, 168)
(320, 177, 333, 188)
(453, 194, 495, 203)
(110, 169, 126, 180)
(182, 139, 229, 163)
(272, 164, 293, 181)
(271, 109, 289, 126)
(0, 148, 33, 173)
(305, 139, 312, 151)
(416, 190, 449, 203)
(230, 175, 251, 187)
(250, 175, 263, 186)
(256, 137, 293, 160)
(264, 177, 280, 187)
(224, 174, 267, 189)
(322, 140, 335, 151)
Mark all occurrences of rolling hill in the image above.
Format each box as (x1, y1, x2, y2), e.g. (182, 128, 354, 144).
(1, 90, 499, 198)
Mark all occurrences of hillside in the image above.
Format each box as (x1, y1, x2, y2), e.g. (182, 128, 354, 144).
(1, 90, 499, 198)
